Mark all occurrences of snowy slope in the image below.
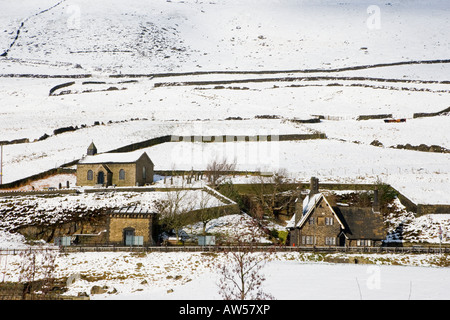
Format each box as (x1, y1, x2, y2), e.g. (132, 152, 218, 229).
(2, 0, 450, 73)
(0, 0, 449, 205)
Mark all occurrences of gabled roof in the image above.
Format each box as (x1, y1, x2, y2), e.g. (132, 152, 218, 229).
(287, 193, 346, 230)
(97, 163, 112, 173)
(333, 206, 385, 240)
(78, 151, 152, 165)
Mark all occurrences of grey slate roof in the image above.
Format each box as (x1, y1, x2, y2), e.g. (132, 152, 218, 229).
(333, 206, 385, 240)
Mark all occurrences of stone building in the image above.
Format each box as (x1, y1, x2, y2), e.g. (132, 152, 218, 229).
(287, 177, 385, 247)
(76, 143, 154, 187)
(106, 206, 158, 246)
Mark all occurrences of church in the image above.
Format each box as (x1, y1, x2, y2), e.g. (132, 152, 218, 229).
(76, 142, 154, 187)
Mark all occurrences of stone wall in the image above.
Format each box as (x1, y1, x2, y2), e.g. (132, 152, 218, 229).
(417, 204, 450, 216)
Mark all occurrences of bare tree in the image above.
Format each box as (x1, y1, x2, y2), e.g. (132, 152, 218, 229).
(216, 216, 274, 300)
(250, 169, 297, 220)
(18, 249, 37, 297)
(16, 249, 58, 299)
(206, 157, 237, 188)
(156, 185, 195, 243)
(192, 190, 226, 235)
(40, 249, 57, 297)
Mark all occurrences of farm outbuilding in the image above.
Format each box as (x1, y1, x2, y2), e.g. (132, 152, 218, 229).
(106, 206, 159, 246)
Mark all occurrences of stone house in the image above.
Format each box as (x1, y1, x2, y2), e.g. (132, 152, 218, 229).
(287, 177, 385, 247)
(106, 206, 158, 246)
(76, 143, 154, 187)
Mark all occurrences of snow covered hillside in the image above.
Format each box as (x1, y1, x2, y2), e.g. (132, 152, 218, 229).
(1, 0, 449, 302)
(1, 0, 449, 73)
(0, 0, 448, 207)
(0, 2, 449, 212)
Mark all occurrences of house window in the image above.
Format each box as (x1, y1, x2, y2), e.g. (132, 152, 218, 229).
(142, 166, 147, 179)
(325, 217, 334, 225)
(357, 240, 372, 247)
(308, 217, 315, 225)
(325, 237, 336, 245)
(302, 236, 316, 245)
(119, 169, 125, 180)
(87, 170, 93, 181)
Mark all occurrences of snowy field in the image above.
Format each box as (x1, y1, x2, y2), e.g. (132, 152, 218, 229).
(1, 245, 449, 300)
(0, 0, 449, 301)
(58, 253, 450, 300)
(0, 0, 449, 209)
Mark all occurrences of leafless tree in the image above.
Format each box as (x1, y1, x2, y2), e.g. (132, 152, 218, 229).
(156, 185, 195, 243)
(18, 249, 37, 295)
(192, 191, 226, 235)
(216, 216, 274, 300)
(17, 249, 58, 298)
(206, 157, 237, 188)
(40, 249, 57, 296)
(250, 169, 297, 220)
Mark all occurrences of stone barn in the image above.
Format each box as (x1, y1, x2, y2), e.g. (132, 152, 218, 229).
(106, 206, 158, 246)
(76, 143, 154, 187)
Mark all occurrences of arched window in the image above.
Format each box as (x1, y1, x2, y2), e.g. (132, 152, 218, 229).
(87, 170, 93, 181)
(119, 169, 125, 180)
(142, 166, 147, 180)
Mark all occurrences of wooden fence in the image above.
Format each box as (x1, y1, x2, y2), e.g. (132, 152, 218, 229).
(1, 245, 448, 255)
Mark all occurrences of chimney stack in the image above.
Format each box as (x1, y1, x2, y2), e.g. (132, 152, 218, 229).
(309, 177, 319, 196)
(373, 188, 380, 213)
(294, 190, 303, 225)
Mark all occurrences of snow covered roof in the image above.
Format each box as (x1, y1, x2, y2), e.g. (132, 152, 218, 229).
(302, 193, 322, 216)
(110, 206, 156, 216)
(287, 193, 345, 230)
(78, 151, 149, 164)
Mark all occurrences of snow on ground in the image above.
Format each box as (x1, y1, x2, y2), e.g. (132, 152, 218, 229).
(0, 230, 29, 249)
(2, 133, 448, 205)
(0, 0, 449, 301)
(0, 189, 226, 231)
(1, 249, 449, 300)
(141, 139, 450, 205)
(0, 117, 301, 184)
(2, 0, 449, 73)
(302, 117, 450, 149)
(183, 213, 271, 243)
(0, 173, 77, 191)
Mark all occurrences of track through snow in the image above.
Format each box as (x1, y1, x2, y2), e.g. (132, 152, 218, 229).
(1, 0, 67, 57)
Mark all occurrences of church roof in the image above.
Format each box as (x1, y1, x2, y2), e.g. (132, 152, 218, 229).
(78, 151, 150, 164)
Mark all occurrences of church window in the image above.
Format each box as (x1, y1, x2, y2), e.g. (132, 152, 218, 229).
(87, 170, 93, 181)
